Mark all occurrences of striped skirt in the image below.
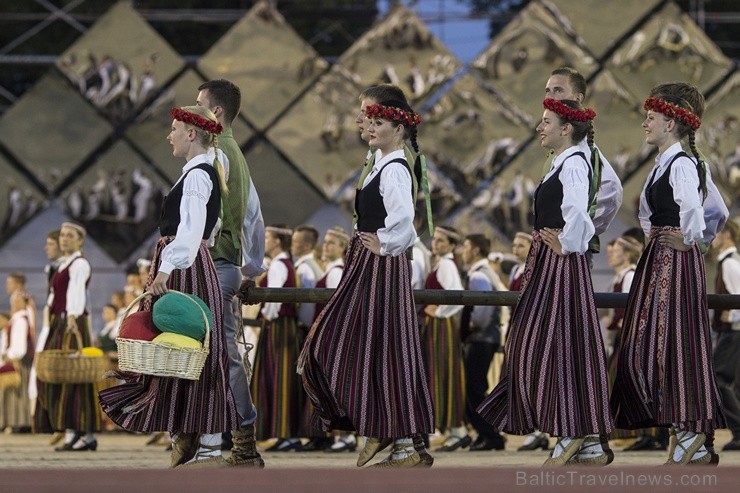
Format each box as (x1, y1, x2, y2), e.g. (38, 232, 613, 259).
(98, 237, 239, 434)
(421, 314, 466, 431)
(34, 316, 102, 433)
(477, 231, 613, 437)
(299, 236, 434, 438)
(1, 360, 33, 429)
(250, 316, 303, 440)
(610, 227, 726, 433)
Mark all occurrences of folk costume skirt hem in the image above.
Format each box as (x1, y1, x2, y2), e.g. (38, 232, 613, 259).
(299, 236, 434, 439)
(610, 227, 726, 434)
(98, 238, 239, 434)
(477, 231, 614, 437)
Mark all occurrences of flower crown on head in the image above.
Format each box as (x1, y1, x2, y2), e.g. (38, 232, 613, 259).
(543, 98, 596, 122)
(171, 107, 223, 134)
(643, 97, 701, 131)
(364, 104, 422, 127)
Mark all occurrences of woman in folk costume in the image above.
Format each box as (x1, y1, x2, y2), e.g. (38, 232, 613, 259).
(603, 236, 642, 361)
(34, 222, 102, 451)
(610, 85, 728, 466)
(99, 106, 240, 467)
(421, 225, 467, 450)
(251, 224, 302, 451)
(478, 98, 615, 466)
(299, 99, 434, 468)
(0, 296, 34, 430)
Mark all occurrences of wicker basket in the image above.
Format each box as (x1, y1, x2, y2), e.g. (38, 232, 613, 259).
(116, 291, 210, 381)
(36, 328, 108, 384)
(0, 363, 21, 389)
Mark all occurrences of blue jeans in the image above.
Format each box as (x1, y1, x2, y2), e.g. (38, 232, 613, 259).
(215, 259, 257, 427)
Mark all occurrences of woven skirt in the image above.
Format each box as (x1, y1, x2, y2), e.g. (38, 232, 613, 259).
(250, 316, 303, 440)
(299, 236, 434, 438)
(98, 237, 239, 434)
(1, 360, 33, 429)
(477, 231, 614, 437)
(610, 227, 726, 433)
(33, 315, 102, 433)
(421, 314, 466, 431)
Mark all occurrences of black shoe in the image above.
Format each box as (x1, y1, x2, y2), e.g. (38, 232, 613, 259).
(470, 434, 506, 451)
(624, 436, 663, 451)
(54, 432, 83, 452)
(221, 431, 233, 451)
(70, 439, 98, 451)
(265, 438, 302, 452)
(435, 435, 472, 452)
(517, 434, 549, 451)
(296, 437, 333, 452)
(722, 439, 740, 451)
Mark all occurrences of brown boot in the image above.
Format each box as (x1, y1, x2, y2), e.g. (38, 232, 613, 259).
(170, 432, 199, 468)
(225, 424, 265, 468)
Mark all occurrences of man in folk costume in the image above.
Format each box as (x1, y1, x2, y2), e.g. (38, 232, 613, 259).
(291, 224, 329, 452)
(196, 79, 266, 467)
(252, 225, 302, 451)
(543, 67, 623, 254)
(460, 234, 506, 452)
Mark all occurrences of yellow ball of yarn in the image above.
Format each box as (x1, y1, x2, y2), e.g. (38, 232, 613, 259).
(80, 347, 104, 357)
(152, 332, 202, 349)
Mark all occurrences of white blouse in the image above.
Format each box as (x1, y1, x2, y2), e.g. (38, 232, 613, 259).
(1, 311, 29, 361)
(261, 251, 290, 321)
(322, 258, 345, 290)
(638, 142, 705, 245)
(159, 154, 215, 275)
(541, 145, 595, 255)
(432, 253, 464, 319)
(47, 251, 90, 317)
(360, 149, 416, 256)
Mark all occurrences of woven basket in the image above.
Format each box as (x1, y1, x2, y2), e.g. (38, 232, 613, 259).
(116, 291, 210, 381)
(0, 363, 21, 389)
(36, 328, 108, 384)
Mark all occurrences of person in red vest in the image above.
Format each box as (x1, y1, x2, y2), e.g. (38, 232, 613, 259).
(252, 225, 301, 451)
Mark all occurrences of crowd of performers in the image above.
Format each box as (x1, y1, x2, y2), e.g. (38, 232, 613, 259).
(2, 70, 739, 469)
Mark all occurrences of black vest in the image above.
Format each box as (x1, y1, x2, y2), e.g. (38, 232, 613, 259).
(355, 158, 410, 233)
(533, 152, 590, 230)
(159, 163, 221, 238)
(646, 152, 692, 228)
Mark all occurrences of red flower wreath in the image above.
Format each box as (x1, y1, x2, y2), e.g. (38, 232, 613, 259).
(643, 97, 701, 131)
(364, 104, 422, 126)
(170, 108, 223, 134)
(542, 98, 596, 122)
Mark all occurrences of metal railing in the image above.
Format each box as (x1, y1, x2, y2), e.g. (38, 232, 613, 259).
(243, 288, 740, 310)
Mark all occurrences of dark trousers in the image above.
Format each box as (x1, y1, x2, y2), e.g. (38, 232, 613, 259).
(714, 330, 740, 439)
(464, 342, 502, 439)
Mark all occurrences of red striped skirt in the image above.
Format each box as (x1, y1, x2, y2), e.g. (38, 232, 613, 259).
(299, 235, 434, 438)
(477, 231, 614, 437)
(610, 227, 726, 433)
(98, 237, 239, 434)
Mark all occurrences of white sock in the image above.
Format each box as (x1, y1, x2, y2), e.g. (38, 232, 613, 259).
(522, 430, 542, 446)
(450, 426, 467, 439)
(187, 433, 221, 462)
(575, 434, 603, 459)
(64, 429, 76, 444)
(673, 430, 707, 462)
(391, 438, 414, 460)
(551, 437, 573, 459)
